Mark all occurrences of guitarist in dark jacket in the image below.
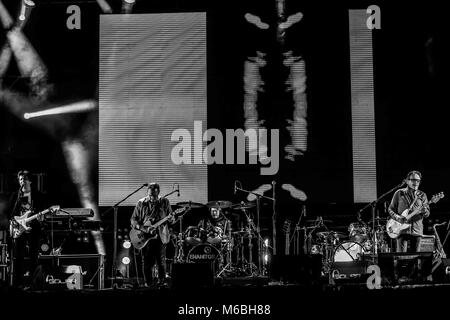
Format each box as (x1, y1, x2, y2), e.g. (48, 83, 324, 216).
(130, 182, 174, 286)
(7, 170, 48, 289)
(388, 170, 430, 253)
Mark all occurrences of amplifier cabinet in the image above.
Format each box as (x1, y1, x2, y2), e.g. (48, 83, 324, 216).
(38, 254, 105, 289)
(417, 235, 435, 252)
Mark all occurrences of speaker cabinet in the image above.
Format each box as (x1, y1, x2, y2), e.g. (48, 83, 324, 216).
(171, 263, 215, 289)
(378, 252, 433, 285)
(330, 261, 369, 284)
(37, 254, 105, 290)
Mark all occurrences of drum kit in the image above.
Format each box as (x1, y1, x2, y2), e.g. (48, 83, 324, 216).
(306, 216, 391, 274)
(171, 200, 262, 277)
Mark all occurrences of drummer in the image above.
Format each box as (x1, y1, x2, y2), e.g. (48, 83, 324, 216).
(198, 206, 231, 244)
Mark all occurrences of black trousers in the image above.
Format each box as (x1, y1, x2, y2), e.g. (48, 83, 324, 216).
(11, 228, 40, 287)
(142, 239, 167, 285)
(395, 234, 419, 253)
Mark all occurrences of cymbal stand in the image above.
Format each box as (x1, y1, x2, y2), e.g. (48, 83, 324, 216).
(243, 209, 263, 275)
(216, 226, 235, 277)
(174, 215, 185, 263)
(235, 181, 275, 276)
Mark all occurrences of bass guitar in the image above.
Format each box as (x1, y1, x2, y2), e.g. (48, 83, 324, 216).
(10, 205, 60, 239)
(386, 192, 444, 239)
(129, 207, 187, 250)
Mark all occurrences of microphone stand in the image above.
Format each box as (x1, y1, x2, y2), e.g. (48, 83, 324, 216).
(235, 183, 275, 276)
(291, 205, 306, 255)
(356, 181, 405, 262)
(101, 183, 148, 289)
(9, 188, 22, 287)
(161, 189, 178, 199)
(51, 209, 76, 256)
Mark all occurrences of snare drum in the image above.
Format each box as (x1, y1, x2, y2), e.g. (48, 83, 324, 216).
(333, 241, 365, 262)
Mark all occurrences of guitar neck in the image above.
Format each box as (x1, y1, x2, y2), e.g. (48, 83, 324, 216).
(147, 209, 181, 229)
(24, 209, 49, 223)
(406, 198, 437, 220)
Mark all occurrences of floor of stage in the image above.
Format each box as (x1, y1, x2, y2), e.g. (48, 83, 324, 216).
(2, 276, 450, 317)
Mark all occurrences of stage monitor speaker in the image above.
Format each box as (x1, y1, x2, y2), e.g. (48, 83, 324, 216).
(330, 261, 369, 284)
(171, 263, 215, 289)
(270, 254, 322, 285)
(37, 254, 105, 290)
(378, 252, 433, 285)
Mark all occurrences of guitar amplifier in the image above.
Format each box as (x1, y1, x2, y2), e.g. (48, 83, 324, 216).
(417, 235, 435, 252)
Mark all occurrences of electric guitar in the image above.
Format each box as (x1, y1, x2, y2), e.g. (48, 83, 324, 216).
(283, 219, 291, 255)
(10, 205, 60, 239)
(129, 207, 187, 250)
(386, 192, 444, 239)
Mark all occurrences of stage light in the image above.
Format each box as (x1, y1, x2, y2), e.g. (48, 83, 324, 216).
(83, 231, 89, 243)
(40, 243, 50, 252)
(23, 100, 97, 120)
(122, 256, 130, 265)
(6, 25, 49, 99)
(122, 0, 135, 14)
(0, 0, 15, 29)
(96, 0, 112, 14)
(61, 139, 106, 256)
(123, 240, 131, 249)
(18, 0, 35, 25)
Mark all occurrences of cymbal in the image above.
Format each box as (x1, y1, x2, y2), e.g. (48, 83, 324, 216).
(206, 200, 232, 209)
(316, 231, 347, 239)
(231, 202, 256, 210)
(176, 201, 205, 209)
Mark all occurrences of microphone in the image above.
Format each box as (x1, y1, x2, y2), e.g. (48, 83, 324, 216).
(143, 183, 149, 186)
(302, 205, 306, 217)
(177, 184, 180, 197)
(234, 181, 237, 195)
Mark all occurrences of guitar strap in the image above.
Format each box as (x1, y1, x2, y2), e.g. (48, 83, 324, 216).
(147, 199, 161, 222)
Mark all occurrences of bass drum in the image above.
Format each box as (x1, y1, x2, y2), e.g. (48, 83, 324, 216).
(333, 241, 365, 262)
(187, 243, 222, 273)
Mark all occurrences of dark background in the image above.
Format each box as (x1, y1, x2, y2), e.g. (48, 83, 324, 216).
(1, 0, 450, 255)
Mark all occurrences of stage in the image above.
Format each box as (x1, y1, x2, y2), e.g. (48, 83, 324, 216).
(1, 278, 449, 318)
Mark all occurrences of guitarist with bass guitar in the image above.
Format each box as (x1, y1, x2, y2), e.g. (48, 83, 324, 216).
(7, 170, 50, 289)
(130, 182, 176, 287)
(387, 170, 432, 253)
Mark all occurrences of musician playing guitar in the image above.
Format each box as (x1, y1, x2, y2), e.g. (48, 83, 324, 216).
(7, 170, 49, 289)
(388, 170, 430, 253)
(130, 182, 175, 287)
